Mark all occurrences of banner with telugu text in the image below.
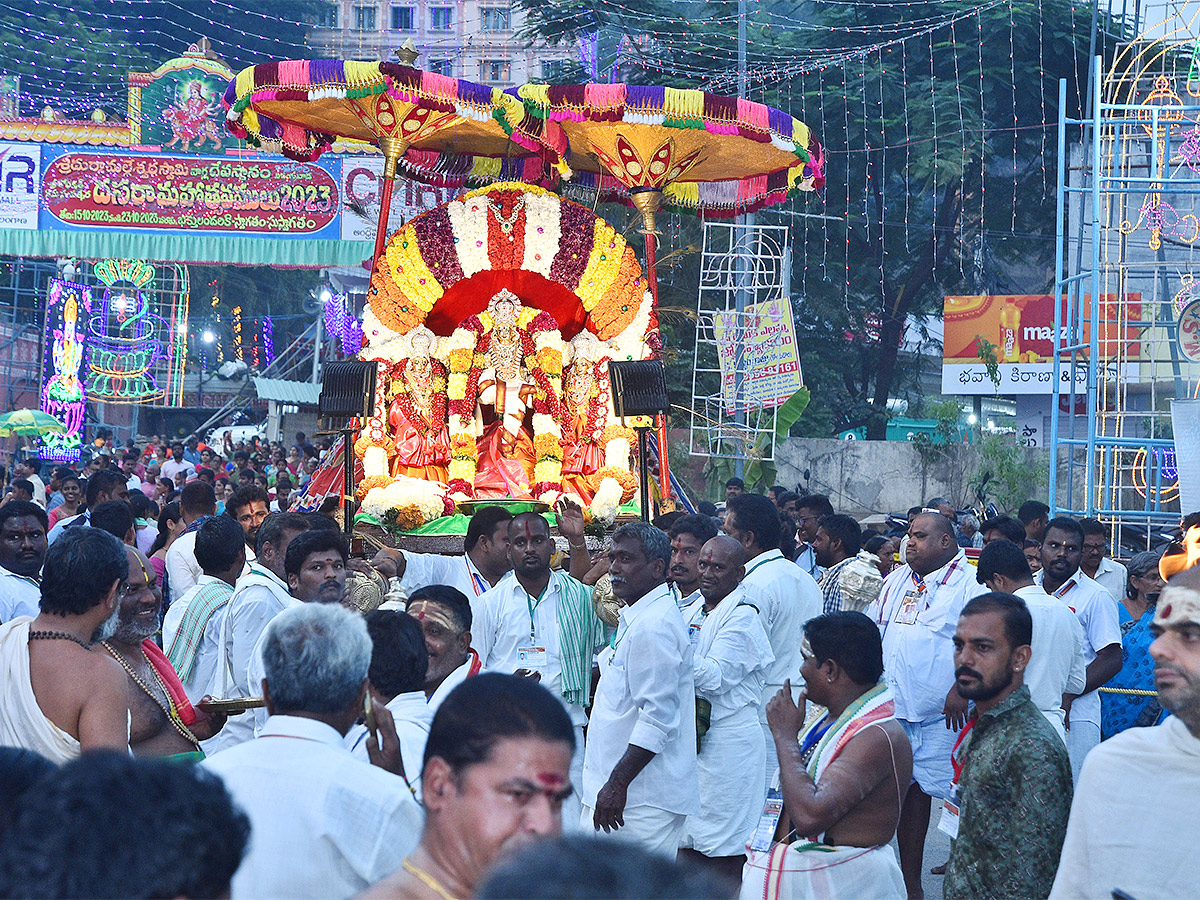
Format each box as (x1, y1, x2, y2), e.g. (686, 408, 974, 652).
(37, 146, 342, 239)
(713, 296, 804, 412)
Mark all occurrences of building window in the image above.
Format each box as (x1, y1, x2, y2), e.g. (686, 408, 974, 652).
(390, 5, 414, 30)
(305, 3, 338, 27)
(354, 5, 377, 31)
(428, 58, 454, 76)
(542, 59, 568, 81)
(481, 6, 510, 32)
(482, 59, 511, 83)
(430, 6, 453, 29)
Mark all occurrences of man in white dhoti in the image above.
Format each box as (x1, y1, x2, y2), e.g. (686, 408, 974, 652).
(0, 526, 131, 760)
(1050, 568, 1200, 900)
(680, 535, 774, 882)
(742, 611, 913, 900)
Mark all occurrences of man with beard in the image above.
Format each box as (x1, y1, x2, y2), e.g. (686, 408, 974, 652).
(0, 527, 130, 759)
(476, 512, 608, 830)
(359, 674, 575, 900)
(944, 593, 1072, 900)
(1051, 566, 1200, 899)
(668, 514, 718, 609)
(225, 484, 268, 564)
(0, 500, 47, 623)
(99, 545, 227, 760)
(1036, 517, 1121, 780)
(406, 585, 481, 712)
(814, 514, 866, 614)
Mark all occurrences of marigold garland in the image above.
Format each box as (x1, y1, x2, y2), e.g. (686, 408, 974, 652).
(356, 474, 394, 501)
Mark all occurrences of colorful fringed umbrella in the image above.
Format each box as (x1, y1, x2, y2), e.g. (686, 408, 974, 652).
(222, 57, 567, 265)
(513, 83, 824, 505)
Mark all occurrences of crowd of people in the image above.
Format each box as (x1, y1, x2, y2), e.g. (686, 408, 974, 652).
(0, 443, 1197, 900)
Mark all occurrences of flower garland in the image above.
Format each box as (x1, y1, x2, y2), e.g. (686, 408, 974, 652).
(387, 358, 449, 438)
(593, 465, 638, 503)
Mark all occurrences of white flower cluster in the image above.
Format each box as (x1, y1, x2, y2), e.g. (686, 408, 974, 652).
(590, 478, 624, 525)
(360, 474, 446, 523)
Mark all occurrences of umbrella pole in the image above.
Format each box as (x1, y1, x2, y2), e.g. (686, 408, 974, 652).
(371, 138, 409, 272)
(631, 189, 673, 508)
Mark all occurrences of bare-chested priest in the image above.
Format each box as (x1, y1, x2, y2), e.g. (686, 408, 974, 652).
(0, 527, 131, 760)
(741, 611, 913, 900)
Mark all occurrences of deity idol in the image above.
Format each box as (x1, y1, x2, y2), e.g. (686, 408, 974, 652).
(473, 292, 539, 498)
(560, 331, 612, 503)
(385, 326, 450, 483)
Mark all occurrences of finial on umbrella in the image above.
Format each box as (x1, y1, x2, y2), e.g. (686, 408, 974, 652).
(630, 189, 663, 236)
(395, 39, 420, 66)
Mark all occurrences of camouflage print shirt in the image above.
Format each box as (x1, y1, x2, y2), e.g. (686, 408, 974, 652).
(944, 684, 1074, 900)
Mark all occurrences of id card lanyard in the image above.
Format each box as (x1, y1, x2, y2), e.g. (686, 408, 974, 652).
(938, 715, 977, 839)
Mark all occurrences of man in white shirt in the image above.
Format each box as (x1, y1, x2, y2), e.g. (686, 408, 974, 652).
(793, 494, 834, 580)
(201, 511, 310, 753)
(161, 442, 196, 485)
(668, 514, 718, 610)
(346, 609, 433, 797)
(372, 506, 514, 624)
(164, 516, 246, 704)
(224, 484, 267, 565)
(1079, 517, 1128, 602)
(975, 538, 1086, 742)
(476, 511, 608, 830)
(0, 501, 47, 623)
(680, 535, 773, 882)
(1036, 516, 1123, 782)
(358, 673, 575, 900)
(164, 481, 217, 600)
(722, 492, 822, 791)
(1051, 571, 1200, 900)
(582, 522, 698, 857)
(46, 470, 128, 544)
(867, 511, 988, 899)
(202, 603, 421, 900)
(12, 458, 46, 508)
(406, 585, 481, 712)
(120, 452, 143, 493)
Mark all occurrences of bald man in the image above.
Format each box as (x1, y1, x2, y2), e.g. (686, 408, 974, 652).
(680, 535, 775, 882)
(867, 512, 988, 898)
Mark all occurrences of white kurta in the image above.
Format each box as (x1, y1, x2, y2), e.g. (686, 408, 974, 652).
(0, 617, 81, 762)
(0, 567, 40, 624)
(202, 564, 296, 754)
(682, 588, 774, 857)
(165, 530, 202, 599)
(1050, 717, 1200, 900)
(582, 583, 699, 820)
(202, 715, 422, 900)
(427, 656, 474, 713)
(345, 690, 433, 795)
(1014, 584, 1087, 741)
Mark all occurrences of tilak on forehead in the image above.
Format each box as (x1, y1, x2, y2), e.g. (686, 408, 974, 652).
(408, 600, 457, 631)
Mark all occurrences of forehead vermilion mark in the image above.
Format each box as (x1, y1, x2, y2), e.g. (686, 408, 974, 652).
(535, 771, 565, 788)
(520, 519, 536, 540)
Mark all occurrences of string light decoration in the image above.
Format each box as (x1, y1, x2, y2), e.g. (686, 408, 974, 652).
(232, 305, 244, 362)
(39, 278, 92, 461)
(323, 289, 364, 356)
(262, 315, 276, 367)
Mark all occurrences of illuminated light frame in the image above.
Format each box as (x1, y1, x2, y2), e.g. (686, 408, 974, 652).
(262, 316, 276, 367)
(88, 258, 168, 403)
(323, 289, 363, 355)
(38, 278, 92, 461)
(1132, 447, 1180, 503)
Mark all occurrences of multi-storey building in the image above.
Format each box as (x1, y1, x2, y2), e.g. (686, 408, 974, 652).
(305, 0, 574, 88)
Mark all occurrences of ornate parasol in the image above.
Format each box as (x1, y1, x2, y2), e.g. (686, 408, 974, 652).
(222, 53, 567, 267)
(514, 83, 825, 503)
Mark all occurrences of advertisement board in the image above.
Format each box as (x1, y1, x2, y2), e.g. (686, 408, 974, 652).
(941, 293, 1141, 394)
(0, 142, 39, 229)
(38, 148, 343, 238)
(339, 156, 452, 242)
(713, 296, 804, 411)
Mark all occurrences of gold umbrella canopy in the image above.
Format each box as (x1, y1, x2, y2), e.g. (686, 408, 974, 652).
(222, 59, 567, 262)
(515, 82, 825, 233)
